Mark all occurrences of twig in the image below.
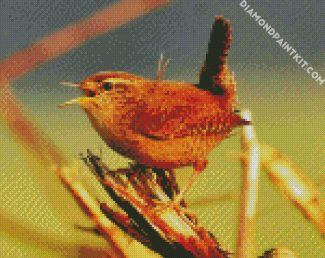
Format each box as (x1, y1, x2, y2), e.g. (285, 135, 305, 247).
(237, 110, 260, 258)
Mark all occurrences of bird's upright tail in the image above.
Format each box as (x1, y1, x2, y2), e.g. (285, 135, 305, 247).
(198, 16, 237, 111)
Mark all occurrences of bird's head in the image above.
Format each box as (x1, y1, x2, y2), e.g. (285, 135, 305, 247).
(59, 71, 146, 108)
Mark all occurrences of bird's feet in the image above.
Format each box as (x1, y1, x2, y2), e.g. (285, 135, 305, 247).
(152, 196, 197, 224)
(152, 194, 183, 211)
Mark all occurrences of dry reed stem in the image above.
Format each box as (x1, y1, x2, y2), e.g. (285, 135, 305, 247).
(57, 165, 161, 258)
(82, 151, 229, 258)
(237, 110, 260, 258)
(0, 0, 170, 85)
(0, 211, 95, 256)
(237, 111, 305, 257)
(260, 144, 325, 235)
(56, 166, 127, 258)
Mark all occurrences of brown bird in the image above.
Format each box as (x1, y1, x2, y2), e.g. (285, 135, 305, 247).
(59, 17, 249, 204)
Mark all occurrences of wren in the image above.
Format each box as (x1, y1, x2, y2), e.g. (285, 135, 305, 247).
(59, 17, 249, 203)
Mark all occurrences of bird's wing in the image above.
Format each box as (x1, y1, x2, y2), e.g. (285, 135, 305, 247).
(134, 101, 248, 140)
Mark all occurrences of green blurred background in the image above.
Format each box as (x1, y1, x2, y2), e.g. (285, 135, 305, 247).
(0, 0, 324, 257)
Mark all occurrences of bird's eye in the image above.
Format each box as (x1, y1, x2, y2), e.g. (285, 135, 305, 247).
(102, 82, 113, 91)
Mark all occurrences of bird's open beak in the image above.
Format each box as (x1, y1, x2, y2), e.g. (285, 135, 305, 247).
(59, 81, 81, 108)
(61, 81, 99, 97)
(60, 81, 81, 88)
(58, 81, 97, 108)
(58, 97, 80, 108)
(58, 96, 94, 108)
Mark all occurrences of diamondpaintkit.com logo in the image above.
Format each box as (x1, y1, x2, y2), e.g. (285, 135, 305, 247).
(240, 0, 324, 86)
